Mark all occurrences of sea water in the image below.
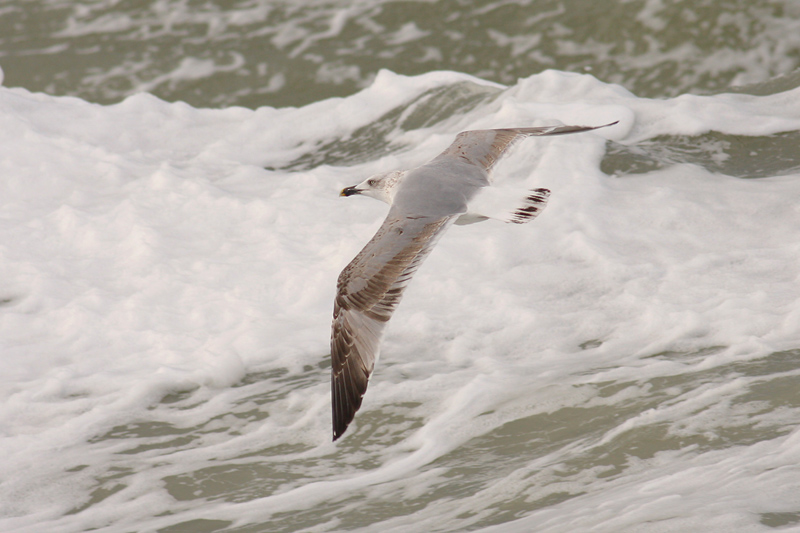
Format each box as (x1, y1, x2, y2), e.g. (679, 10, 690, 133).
(2, 2, 800, 533)
(3, 0, 800, 108)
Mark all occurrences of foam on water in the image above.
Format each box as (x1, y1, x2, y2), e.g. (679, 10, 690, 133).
(2, 69, 800, 532)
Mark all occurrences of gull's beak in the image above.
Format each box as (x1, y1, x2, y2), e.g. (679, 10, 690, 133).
(340, 186, 361, 197)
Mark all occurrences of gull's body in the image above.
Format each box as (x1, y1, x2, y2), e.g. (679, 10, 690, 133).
(331, 122, 617, 440)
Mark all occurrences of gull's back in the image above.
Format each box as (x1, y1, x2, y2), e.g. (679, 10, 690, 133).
(391, 157, 490, 219)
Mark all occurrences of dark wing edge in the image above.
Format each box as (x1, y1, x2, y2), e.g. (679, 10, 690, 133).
(331, 213, 454, 441)
(434, 121, 619, 173)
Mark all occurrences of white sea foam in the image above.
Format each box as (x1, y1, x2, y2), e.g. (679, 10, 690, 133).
(2, 69, 800, 532)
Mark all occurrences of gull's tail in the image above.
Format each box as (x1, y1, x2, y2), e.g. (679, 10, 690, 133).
(455, 187, 550, 225)
(508, 188, 550, 224)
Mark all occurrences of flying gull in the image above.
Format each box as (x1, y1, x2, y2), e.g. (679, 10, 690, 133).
(331, 121, 617, 440)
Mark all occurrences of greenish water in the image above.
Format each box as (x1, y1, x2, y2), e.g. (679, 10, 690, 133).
(2, 0, 799, 109)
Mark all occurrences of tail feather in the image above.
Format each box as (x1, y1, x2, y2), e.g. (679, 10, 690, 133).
(457, 187, 550, 225)
(509, 188, 550, 224)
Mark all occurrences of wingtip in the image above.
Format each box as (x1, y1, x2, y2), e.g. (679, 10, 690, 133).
(332, 415, 349, 441)
(332, 400, 357, 441)
(331, 367, 363, 443)
(332, 420, 351, 441)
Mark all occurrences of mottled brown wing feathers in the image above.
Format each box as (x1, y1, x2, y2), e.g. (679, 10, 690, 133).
(331, 213, 453, 440)
(435, 122, 618, 173)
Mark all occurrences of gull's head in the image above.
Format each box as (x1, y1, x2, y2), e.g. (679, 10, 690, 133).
(340, 170, 404, 205)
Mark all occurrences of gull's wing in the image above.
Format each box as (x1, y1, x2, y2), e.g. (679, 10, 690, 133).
(433, 122, 618, 174)
(331, 210, 455, 440)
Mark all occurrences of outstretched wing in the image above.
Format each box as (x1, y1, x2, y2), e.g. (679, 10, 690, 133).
(433, 122, 618, 174)
(331, 210, 455, 440)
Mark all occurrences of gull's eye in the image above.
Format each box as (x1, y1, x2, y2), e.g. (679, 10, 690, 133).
(367, 179, 377, 186)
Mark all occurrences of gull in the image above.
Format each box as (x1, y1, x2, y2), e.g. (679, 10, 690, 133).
(331, 121, 617, 440)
